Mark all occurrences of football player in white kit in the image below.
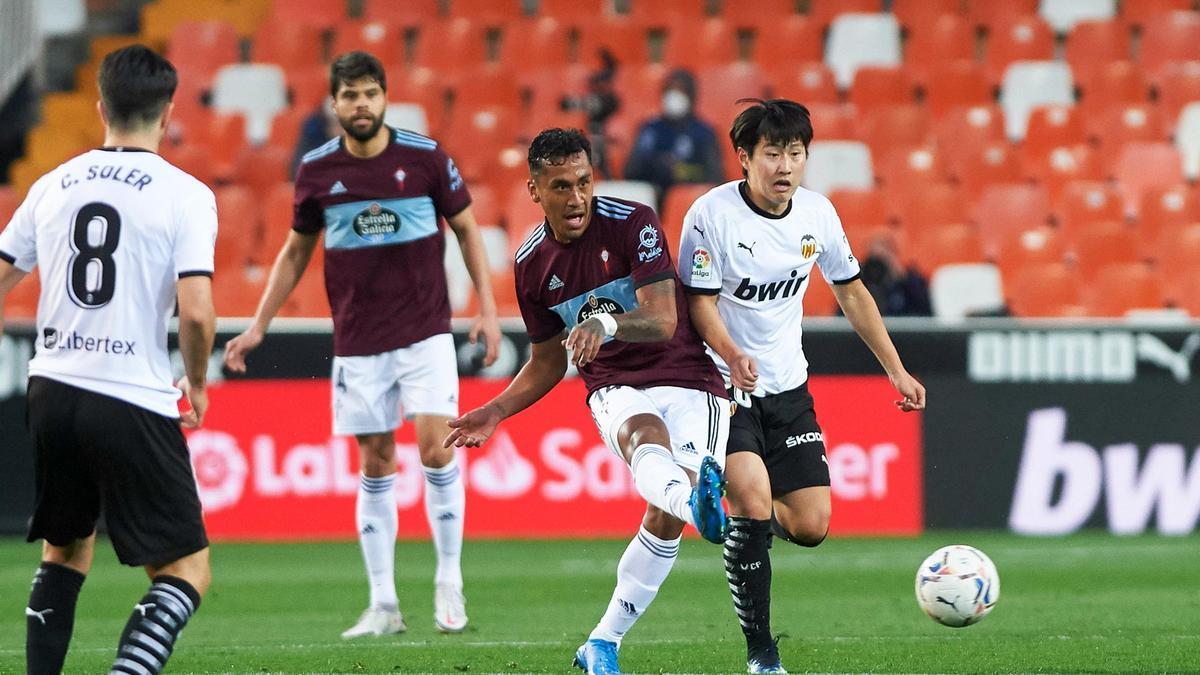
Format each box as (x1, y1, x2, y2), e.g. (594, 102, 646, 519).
(0, 46, 216, 675)
(677, 99, 926, 674)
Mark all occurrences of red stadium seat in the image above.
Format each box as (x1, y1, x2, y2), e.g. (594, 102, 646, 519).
(3, 272, 40, 319)
(848, 66, 918, 108)
(466, 183, 502, 228)
(973, 182, 1051, 255)
(577, 15, 652, 68)
(994, 224, 1068, 278)
(167, 20, 239, 75)
(0, 188, 18, 225)
(415, 18, 489, 72)
(1084, 262, 1166, 316)
(983, 15, 1056, 84)
(1070, 221, 1142, 279)
(921, 60, 996, 118)
(805, 103, 860, 142)
(1119, 0, 1192, 29)
(807, 0, 882, 29)
(859, 104, 932, 159)
(773, 62, 840, 105)
(443, 106, 521, 181)
(1139, 185, 1200, 244)
(1085, 102, 1165, 151)
(953, 140, 1024, 201)
(234, 145, 292, 197)
(1156, 222, 1200, 275)
(749, 17, 823, 77)
(888, 181, 966, 229)
(213, 186, 260, 272)
(696, 63, 771, 127)
(1053, 180, 1125, 235)
(362, 0, 442, 23)
(1022, 144, 1104, 201)
(1152, 62, 1200, 125)
(1114, 142, 1185, 215)
(1174, 270, 1200, 316)
(160, 142, 216, 188)
(904, 16, 976, 85)
(830, 189, 889, 228)
(257, 182, 296, 267)
(966, 0, 1039, 29)
(662, 17, 739, 69)
(660, 183, 713, 256)
(627, 0, 707, 27)
(448, 0, 524, 23)
(1077, 61, 1151, 114)
(212, 270, 267, 318)
(1065, 19, 1131, 88)
(1138, 11, 1200, 77)
(877, 144, 949, 193)
(504, 182, 546, 243)
(537, 0, 610, 23)
(331, 20, 404, 67)
(450, 64, 522, 110)
(267, 0, 346, 29)
(911, 223, 987, 277)
(891, 0, 963, 29)
(1023, 105, 1085, 159)
(252, 21, 323, 72)
(803, 268, 841, 317)
(498, 16, 575, 67)
(1005, 261, 1086, 317)
(281, 262, 329, 318)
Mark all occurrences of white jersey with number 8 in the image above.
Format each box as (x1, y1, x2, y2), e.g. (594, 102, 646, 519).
(0, 148, 217, 417)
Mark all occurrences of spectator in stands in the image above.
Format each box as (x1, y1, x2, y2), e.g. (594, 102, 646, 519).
(289, 104, 340, 178)
(860, 232, 932, 316)
(623, 69, 724, 204)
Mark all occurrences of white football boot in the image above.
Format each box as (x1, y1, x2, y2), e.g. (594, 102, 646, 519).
(434, 584, 468, 633)
(341, 606, 406, 638)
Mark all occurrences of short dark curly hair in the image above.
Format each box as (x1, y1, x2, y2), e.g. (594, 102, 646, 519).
(527, 128, 592, 175)
(329, 51, 387, 97)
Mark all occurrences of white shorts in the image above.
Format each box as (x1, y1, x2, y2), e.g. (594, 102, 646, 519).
(331, 333, 459, 435)
(588, 385, 730, 473)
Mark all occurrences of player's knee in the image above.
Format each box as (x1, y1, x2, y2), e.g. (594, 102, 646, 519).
(777, 512, 829, 548)
(642, 505, 686, 540)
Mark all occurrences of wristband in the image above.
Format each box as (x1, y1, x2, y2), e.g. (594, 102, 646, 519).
(593, 312, 618, 337)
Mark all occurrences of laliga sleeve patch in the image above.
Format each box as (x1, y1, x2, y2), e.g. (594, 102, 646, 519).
(690, 244, 714, 283)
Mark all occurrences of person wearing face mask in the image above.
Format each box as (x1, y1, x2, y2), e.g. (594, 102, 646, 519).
(623, 69, 725, 204)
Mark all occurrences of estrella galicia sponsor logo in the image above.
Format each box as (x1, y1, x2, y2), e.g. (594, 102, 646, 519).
(353, 202, 401, 240)
(577, 293, 625, 323)
(733, 269, 807, 303)
(45, 330, 135, 356)
(800, 234, 818, 259)
(637, 223, 662, 262)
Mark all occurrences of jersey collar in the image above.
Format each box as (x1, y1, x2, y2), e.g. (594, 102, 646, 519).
(738, 181, 791, 220)
(97, 146, 154, 153)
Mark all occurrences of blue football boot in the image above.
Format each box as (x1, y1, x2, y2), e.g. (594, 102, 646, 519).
(747, 639, 787, 673)
(573, 638, 620, 675)
(689, 455, 728, 543)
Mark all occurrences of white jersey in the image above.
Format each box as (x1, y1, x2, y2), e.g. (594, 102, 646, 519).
(677, 180, 860, 396)
(0, 148, 217, 417)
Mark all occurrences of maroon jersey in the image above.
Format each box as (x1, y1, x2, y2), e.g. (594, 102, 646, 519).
(293, 127, 471, 356)
(514, 195, 725, 398)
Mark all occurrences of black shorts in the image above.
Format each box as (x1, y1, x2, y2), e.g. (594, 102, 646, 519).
(25, 376, 208, 567)
(727, 381, 829, 496)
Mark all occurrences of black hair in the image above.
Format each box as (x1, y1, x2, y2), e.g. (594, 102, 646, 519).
(97, 45, 177, 131)
(329, 51, 387, 97)
(729, 98, 813, 158)
(527, 128, 593, 175)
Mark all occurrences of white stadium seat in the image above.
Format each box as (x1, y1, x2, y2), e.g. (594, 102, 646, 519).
(825, 13, 902, 89)
(211, 64, 289, 145)
(36, 0, 85, 36)
(999, 61, 1075, 141)
(1039, 0, 1116, 34)
(1174, 102, 1200, 180)
(802, 140, 874, 196)
(595, 180, 658, 211)
(930, 263, 1006, 320)
(384, 102, 429, 136)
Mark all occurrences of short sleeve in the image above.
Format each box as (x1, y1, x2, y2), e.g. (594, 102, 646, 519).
(815, 200, 861, 284)
(174, 186, 218, 278)
(515, 262, 566, 343)
(0, 187, 40, 272)
(624, 205, 675, 288)
(431, 147, 472, 219)
(291, 163, 325, 235)
(678, 200, 722, 295)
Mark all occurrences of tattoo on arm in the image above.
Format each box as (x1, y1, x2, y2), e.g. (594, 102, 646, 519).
(614, 279, 677, 342)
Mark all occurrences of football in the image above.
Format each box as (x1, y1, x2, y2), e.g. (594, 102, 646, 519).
(914, 545, 1000, 627)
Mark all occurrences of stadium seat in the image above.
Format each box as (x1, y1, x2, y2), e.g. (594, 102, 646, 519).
(973, 182, 1051, 255)
(985, 16, 1057, 85)
(450, 64, 522, 110)
(912, 223, 988, 277)
(891, 0, 963, 29)
(362, 0, 443, 23)
(211, 64, 289, 145)
(415, 18, 489, 72)
(1023, 105, 1084, 158)
(1084, 262, 1166, 316)
(661, 184, 714, 254)
(252, 21, 323, 72)
(1023, 144, 1104, 201)
(577, 15, 652, 68)
(1139, 185, 1199, 244)
(952, 140, 1024, 200)
(213, 185, 260, 271)
(859, 105, 932, 159)
(1174, 102, 1200, 179)
(1155, 222, 1200, 274)
(266, 0, 346, 29)
(922, 61, 996, 119)
(537, 0, 610, 23)
(595, 181, 657, 211)
(450, 0, 524, 23)
(805, 103, 861, 141)
(1064, 20, 1131, 87)
(888, 181, 966, 229)
(930, 262, 1005, 319)
(3, 273, 41, 319)
(443, 106, 520, 181)
(1139, 11, 1200, 78)
(465, 183, 502, 229)
(1039, 0, 1117, 34)
(830, 189, 889, 228)
(503, 181, 547, 238)
(1085, 102, 1164, 151)
(160, 142, 216, 187)
(695, 63, 771, 129)
(166, 20, 239, 75)
(1053, 180, 1124, 234)
(383, 103, 429, 136)
(904, 16, 976, 86)
(386, 67, 446, 131)
(877, 145, 948, 193)
(999, 61, 1074, 141)
(1070, 220, 1142, 276)
(287, 66, 334, 113)
(748, 17, 824, 78)
(825, 13, 902, 89)
(0, 188, 19, 225)
(719, 0, 798, 28)
(1077, 61, 1150, 114)
(935, 105, 1007, 166)
(773, 62, 840, 105)
(1119, 0, 1193, 27)
(257, 182, 296, 267)
(331, 20, 404, 67)
(1005, 261, 1085, 316)
(662, 17, 739, 70)
(281, 263, 329, 318)
(803, 141, 875, 195)
(498, 16, 574, 67)
(234, 145, 292, 196)
(966, 0, 1039, 29)
(1114, 142, 1185, 216)
(848, 66, 918, 108)
(1174, 271, 1200, 316)
(807, 0, 882, 29)
(994, 224, 1068, 277)
(803, 269, 841, 317)
(1148, 62, 1200, 125)
(212, 271, 267, 318)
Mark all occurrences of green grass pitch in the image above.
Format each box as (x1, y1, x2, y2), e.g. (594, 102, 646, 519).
(1, 533, 1197, 673)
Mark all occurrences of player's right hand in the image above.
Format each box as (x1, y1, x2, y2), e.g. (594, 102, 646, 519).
(223, 327, 264, 373)
(444, 402, 504, 448)
(729, 352, 759, 394)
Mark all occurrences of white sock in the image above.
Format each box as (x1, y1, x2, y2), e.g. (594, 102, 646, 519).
(589, 526, 680, 645)
(424, 460, 465, 590)
(630, 443, 694, 525)
(356, 473, 398, 610)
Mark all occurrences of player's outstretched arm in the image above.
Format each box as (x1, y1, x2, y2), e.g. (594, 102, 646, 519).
(445, 335, 568, 447)
(0, 260, 29, 336)
(686, 292, 758, 393)
(224, 230, 320, 373)
(447, 207, 501, 366)
(832, 278, 926, 412)
(177, 275, 216, 427)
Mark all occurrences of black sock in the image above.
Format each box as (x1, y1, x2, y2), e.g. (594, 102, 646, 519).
(110, 576, 201, 675)
(26, 562, 86, 675)
(724, 517, 774, 654)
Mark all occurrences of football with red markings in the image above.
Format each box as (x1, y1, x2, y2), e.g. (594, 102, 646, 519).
(915, 545, 1000, 627)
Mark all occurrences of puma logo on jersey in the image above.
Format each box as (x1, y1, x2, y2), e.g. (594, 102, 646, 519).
(737, 241, 757, 256)
(733, 270, 807, 303)
(25, 607, 54, 624)
(692, 224, 706, 237)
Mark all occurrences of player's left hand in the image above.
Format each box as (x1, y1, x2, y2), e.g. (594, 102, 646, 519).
(444, 402, 504, 448)
(562, 318, 606, 368)
(177, 377, 208, 428)
(469, 312, 502, 367)
(890, 370, 926, 412)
